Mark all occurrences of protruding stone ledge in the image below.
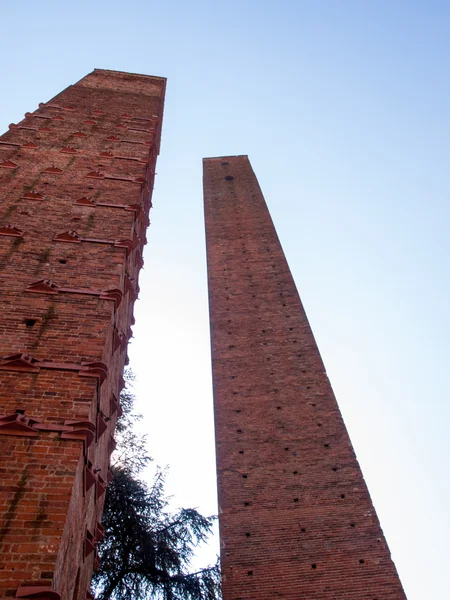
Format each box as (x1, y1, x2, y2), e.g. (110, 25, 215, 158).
(24, 280, 123, 308)
(15, 585, 61, 599)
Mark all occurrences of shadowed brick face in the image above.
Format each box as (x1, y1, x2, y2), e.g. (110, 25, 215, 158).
(0, 70, 165, 600)
(203, 156, 407, 600)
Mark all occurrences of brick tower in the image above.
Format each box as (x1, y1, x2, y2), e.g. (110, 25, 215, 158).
(0, 70, 165, 600)
(203, 155, 407, 600)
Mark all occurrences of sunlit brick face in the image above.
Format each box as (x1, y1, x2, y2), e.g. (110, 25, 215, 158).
(0, 69, 165, 600)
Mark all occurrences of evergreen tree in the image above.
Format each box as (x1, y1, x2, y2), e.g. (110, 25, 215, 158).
(92, 371, 221, 599)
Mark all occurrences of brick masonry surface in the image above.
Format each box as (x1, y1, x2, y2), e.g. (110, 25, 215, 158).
(0, 69, 165, 600)
(203, 155, 407, 600)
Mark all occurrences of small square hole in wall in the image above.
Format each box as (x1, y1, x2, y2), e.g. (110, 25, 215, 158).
(25, 318, 37, 327)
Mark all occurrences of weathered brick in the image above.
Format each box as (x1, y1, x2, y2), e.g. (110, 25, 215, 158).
(203, 155, 407, 600)
(0, 70, 166, 600)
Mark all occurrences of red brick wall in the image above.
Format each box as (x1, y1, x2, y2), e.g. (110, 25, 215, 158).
(0, 69, 165, 600)
(203, 155, 407, 600)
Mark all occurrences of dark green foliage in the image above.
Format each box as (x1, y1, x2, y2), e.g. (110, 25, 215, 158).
(112, 370, 151, 474)
(92, 370, 221, 599)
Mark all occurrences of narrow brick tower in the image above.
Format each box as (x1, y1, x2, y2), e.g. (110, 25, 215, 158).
(0, 70, 165, 600)
(204, 155, 407, 600)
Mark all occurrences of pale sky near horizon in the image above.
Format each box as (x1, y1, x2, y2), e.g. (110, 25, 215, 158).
(1, 2, 450, 599)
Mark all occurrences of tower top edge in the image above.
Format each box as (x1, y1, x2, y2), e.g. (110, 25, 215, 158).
(203, 155, 249, 161)
(92, 68, 167, 81)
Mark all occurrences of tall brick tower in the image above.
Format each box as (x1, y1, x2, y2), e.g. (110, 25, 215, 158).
(0, 70, 165, 600)
(204, 155, 407, 600)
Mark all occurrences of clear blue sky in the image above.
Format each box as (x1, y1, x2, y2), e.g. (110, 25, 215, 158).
(1, 2, 449, 598)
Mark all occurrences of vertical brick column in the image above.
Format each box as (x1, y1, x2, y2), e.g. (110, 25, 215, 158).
(203, 155, 407, 600)
(0, 70, 165, 600)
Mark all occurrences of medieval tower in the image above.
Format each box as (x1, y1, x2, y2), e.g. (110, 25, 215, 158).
(0, 70, 165, 600)
(204, 155, 407, 599)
